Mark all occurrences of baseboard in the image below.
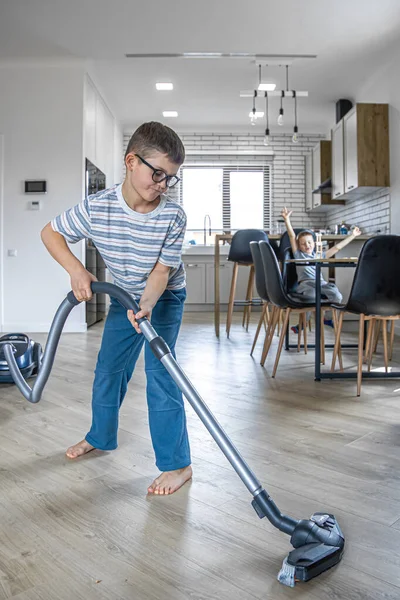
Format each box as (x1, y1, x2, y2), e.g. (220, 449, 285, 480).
(1, 322, 87, 333)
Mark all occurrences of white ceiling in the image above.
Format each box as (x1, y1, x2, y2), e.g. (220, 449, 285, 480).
(1, 0, 400, 133)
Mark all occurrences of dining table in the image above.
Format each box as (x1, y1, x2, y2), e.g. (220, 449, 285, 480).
(286, 257, 400, 381)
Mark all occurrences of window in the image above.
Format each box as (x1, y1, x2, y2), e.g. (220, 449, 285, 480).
(179, 163, 272, 237)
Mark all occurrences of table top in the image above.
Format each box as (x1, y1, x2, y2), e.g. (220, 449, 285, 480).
(286, 257, 358, 264)
(215, 233, 372, 242)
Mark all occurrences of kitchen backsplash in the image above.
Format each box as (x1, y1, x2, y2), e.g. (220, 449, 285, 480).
(123, 131, 390, 234)
(326, 190, 390, 234)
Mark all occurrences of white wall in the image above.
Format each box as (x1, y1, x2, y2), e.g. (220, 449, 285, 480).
(0, 63, 122, 334)
(0, 63, 87, 333)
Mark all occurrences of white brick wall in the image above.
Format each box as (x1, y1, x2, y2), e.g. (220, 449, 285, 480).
(326, 190, 390, 234)
(123, 131, 390, 233)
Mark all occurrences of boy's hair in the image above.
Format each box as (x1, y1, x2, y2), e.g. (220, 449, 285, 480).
(124, 122, 185, 165)
(297, 230, 315, 242)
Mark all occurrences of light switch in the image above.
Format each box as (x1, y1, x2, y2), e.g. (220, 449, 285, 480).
(7, 249, 17, 257)
(28, 200, 41, 210)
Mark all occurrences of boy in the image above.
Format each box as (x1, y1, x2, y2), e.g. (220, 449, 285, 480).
(281, 207, 361, 326)
(41, 122, 192, 496)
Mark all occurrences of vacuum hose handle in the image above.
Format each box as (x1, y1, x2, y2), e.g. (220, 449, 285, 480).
(4, 282, 149, 403)
(67, 281, 147, 323)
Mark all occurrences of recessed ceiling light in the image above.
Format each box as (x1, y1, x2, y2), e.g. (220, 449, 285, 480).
(257, 83, 276, 91)
(248, 111, 264, 118)
(163, 111, 178, 117)
(156, 83, 173, 91)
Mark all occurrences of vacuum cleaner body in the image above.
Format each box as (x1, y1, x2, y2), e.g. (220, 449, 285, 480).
(0, 333, 42, 383)
(3, 283, 345, 587)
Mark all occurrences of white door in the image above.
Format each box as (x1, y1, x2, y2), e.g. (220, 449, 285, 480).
(344, 108, 358, 192)
(331, 120, 344, 199)
(312, 144, 321, 208)
(184, 263, 206, 303)
(305, 154, 312, 211)
(0, 135, 3, 331)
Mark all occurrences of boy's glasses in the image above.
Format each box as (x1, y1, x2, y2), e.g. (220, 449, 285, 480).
(135, 154, 180, 188)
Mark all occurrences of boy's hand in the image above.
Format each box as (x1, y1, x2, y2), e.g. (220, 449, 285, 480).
(281, 207, 293, 221)
(70, 267, 97, 302)
(127, 306, 152, 334)
(352, 226, 361, 237)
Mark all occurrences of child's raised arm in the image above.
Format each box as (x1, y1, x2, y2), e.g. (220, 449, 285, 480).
(325, 226, 361, 258)
(281, 207, 298, 254)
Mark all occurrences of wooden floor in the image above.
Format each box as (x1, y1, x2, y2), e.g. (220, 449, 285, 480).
(1, 312, 400, 599)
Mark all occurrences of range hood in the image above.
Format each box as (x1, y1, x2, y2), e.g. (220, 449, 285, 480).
(312, 178, 332, 195)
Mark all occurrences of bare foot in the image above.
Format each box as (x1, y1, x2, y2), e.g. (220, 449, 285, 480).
(65, 439, 95, 459)
(147, 465, 193, 495)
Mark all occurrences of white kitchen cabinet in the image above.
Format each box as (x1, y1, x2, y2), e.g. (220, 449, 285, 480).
(305, 153, 312, 211)
(312, 144, 322, 208)
(206, 261, 233, 303)
(84, 77, 96, 165)
(331, 120, 344, 199)
(184, 262, 206, 303)
(83, 75, 115, 185)
(95, 94, 114, 183)
(343, 108, 358, 194)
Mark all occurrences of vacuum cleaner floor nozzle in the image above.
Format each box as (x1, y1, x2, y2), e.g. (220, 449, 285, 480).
(278, 542, 344, 587)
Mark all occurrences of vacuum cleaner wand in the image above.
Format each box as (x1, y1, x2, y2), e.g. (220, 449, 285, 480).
(4, 282, 344, 586)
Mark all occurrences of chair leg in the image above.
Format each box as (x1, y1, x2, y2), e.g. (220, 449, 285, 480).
(364, 318, 374, 366)
(246, 265, 255, 331)
(331, 311, 344, 372)
(272, 308, 291, 377)
(367, 318, 376, 372)
(357, 314, 365, 397)
(320, 309, 325, 365)
(308, 318, 312, 332)
(332, 310, 343, 371)
(373, 319, 381, 353)
(389, 320, 395, 361)
(297, 312, 302, 352)
(251, 303, 266, 356)
(263, 304, 270, 332)
(260, 306, 280, 366)
(226, 262, 238, 337)
(242, 265, 254, 329)
(303, 312, 308, 354)
(382, 318, 389, 373)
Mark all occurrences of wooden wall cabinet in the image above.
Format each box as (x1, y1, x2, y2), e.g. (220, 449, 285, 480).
(333, 103, 390, 200)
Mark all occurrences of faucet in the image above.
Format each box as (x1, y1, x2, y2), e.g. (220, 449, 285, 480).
(203, 214, 212, 245)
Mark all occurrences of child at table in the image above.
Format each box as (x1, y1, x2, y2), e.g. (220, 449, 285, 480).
(281, 207, 361, 331)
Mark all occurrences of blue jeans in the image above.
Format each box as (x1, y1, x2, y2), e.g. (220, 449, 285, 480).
(85, 287, 191, 472)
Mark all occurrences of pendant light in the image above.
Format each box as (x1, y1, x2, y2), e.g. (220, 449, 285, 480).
(263, 92, 270, 146)
(292, 90, 299, 143)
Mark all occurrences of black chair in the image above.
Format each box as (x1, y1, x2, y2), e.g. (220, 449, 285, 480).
(259, 241, 331, 376)
(226, 229, 269, 337)
(331, 236, 400, 396)
(249, 241, 274, 359)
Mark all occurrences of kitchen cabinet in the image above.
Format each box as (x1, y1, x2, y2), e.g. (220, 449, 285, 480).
(305, 140, 345, 212)
(184, 262, 206, 303)
(305, 153, 313, 211)
(331, 120, 345, 199)
(333, 103, 389, 199)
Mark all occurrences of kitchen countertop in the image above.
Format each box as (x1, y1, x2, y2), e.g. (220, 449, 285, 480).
(182, 234, 372, 255)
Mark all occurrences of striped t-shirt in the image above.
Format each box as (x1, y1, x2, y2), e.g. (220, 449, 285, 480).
(51, 184, 186, 298)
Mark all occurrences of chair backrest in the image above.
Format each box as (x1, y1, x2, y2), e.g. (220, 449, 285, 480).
(228, 229, 269, 264)
(346, 235, 400, 316)
(249, 241, 269, 302)
(281, 247, 299, 293)
(259, 240, 289, 308)
(278, 229, 316, 263)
